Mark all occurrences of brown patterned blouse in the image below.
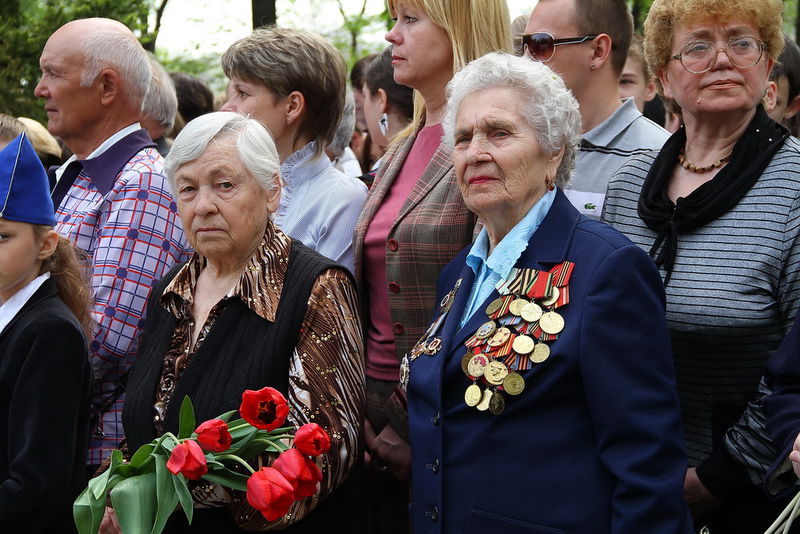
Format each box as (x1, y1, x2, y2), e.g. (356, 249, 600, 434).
(155, 220, 364, 529)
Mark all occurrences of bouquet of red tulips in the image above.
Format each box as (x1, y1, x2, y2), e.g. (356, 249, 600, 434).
(74, 387, 330, 534)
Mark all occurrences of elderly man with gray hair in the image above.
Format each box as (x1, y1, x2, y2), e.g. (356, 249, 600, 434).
(141, 53, 178, 156)
(34, 17, 191, 471)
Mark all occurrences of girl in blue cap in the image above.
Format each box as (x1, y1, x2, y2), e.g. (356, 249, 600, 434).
(0, 133, 92, 533)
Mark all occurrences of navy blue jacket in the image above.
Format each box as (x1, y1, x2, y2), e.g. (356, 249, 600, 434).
(407, 191, 692, 534)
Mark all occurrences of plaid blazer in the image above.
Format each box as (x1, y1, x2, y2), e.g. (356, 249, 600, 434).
(354, 125, 476, 370)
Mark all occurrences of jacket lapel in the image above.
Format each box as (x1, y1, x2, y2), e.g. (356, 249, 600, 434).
(353, 131, 417, 280)
(393, 137, 453, 229)
(0, 278, 58, 342)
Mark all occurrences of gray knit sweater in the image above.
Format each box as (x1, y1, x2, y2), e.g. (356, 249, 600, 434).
(602, 137, 800, 478)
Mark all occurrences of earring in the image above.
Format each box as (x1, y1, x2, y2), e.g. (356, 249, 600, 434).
(590, 64, 596, 71)
(379, 113, 389, 136)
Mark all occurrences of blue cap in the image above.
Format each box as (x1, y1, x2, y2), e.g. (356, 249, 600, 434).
(0, 133, 56, 226)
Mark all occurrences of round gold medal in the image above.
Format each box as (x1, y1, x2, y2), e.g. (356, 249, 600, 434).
(476, 388, 492, 411)
(512, 335, 535, 355)
(487, 327, 512, 347)
(464, 383, 482, 407)
(520, 302, 543, 323)
(488, 391, 505, 415)
(475, 321, 497, 340)
(540, 311, 565, 335)
(529, 342, 551, 363)
(509, 298, 529, 317)
(467, 354, 489, 377)
(485, 297, 504, 316)
(485, 360, 509, 385)
(461, 351, 473, 374)
(503, 373, 525, 395)
(540, 286, 560, 307)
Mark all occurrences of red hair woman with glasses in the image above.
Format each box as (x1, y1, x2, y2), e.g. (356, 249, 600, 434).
(603, 0, 800, 531)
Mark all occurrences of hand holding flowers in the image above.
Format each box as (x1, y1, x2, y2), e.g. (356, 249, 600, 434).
(75, 387, 330, 534)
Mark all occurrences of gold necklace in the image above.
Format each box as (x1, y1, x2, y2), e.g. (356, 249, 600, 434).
(678, 148, 731, 173)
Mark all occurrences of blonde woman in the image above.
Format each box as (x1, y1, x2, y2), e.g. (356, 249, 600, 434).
(352, 0, 511, 531)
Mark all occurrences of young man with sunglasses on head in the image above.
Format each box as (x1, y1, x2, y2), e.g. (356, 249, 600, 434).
(525, 0, 669, 219)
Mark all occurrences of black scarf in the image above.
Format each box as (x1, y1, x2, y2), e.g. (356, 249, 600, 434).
(637, 105, 789, 284)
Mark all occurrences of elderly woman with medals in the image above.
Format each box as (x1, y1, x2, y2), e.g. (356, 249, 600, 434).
(401, 52, 692, 534)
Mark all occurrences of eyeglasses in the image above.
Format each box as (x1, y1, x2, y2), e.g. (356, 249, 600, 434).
(671, 36, 767, 74)
(522, 32, 597, 62)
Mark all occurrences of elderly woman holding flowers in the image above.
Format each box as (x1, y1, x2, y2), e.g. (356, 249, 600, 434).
(101, 112, 364, 533)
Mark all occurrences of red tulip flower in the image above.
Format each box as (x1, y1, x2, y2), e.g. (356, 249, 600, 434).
(246, 466, 296, 521)
(272, 448, 323, 499)
(293, 423, 330, 457)
(240, 387, 289, 431)
(166, 440, 208, 480)
(194, 419, 232, 453)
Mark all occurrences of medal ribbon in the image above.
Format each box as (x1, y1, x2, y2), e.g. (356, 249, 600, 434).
(488, 295, 515, 319)
(527, 271, 553, 299)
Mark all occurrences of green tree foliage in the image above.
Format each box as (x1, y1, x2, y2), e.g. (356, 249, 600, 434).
(0, 0, 149, 122)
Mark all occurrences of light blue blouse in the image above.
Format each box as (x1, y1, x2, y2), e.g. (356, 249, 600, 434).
(459, 189, 556, 328)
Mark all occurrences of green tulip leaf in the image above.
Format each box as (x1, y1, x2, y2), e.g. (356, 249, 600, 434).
(172, 472, 194, 524)
(110, 472, 157, 534)
(202, 469, 250, 492)
(178, 396, 196, 439)
(73, 485, 105, 534)
(130, 443, 156, 470)
(151, 457, 180, 534)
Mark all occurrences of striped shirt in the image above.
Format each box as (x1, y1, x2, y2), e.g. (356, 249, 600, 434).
(567, 97, 669, 219)
(601, 137, 800, 471)
(276, 141, 368, 273)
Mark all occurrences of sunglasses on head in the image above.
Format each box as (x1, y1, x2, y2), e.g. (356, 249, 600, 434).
(522, 32, 598, 62)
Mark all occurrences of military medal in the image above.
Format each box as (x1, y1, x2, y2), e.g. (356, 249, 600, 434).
(488, 391, 505, 415)
(464, 383, 482, 407)
(467, 354, 489, 377)
(461, 261, 575, 415)
(402, 278, 463, 392)
(476, 388, 492, 411)
(503, 373, 525, 395)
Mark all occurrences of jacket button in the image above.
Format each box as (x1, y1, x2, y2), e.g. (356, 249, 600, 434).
(388, 282, 400, 293)
(427, 458, 440, 473)
(426, 505, 439, 521)
(387, 239, 399, 251)
(431, 412, 440, 425)
(392, 322, 405, 335)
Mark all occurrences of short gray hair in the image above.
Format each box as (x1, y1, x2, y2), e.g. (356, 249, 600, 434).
(81, 29, 151, 108)
(329, 90, 355, 158)
(443, 52, 582, 188)
(165, 112, 281, 196)
(142, 53, 177, 130)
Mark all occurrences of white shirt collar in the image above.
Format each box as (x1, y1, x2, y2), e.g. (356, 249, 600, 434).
(0, 272, 51, 335)
(55, 123, 141, 182)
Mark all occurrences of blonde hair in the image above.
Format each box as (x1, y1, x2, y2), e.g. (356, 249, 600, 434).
(34, 227, 93, 339)
(644, 0, 784, 94)
(387, 0, 512, 137)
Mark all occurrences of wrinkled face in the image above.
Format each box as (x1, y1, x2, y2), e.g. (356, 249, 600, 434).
(34, 28, 101, 143)
(385, 1, 453, 94)
(453, 88, 563, 226)
(221, 76, 288, 147)
(619, 56, 656, 112)
(660, 19, 773, 119)
(0, 219, 46, 303)
(173, 138, 280, 263)
(525, 0, 590, 95)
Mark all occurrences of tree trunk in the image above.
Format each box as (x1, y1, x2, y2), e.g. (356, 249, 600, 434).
(252, 0, 276, 28)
